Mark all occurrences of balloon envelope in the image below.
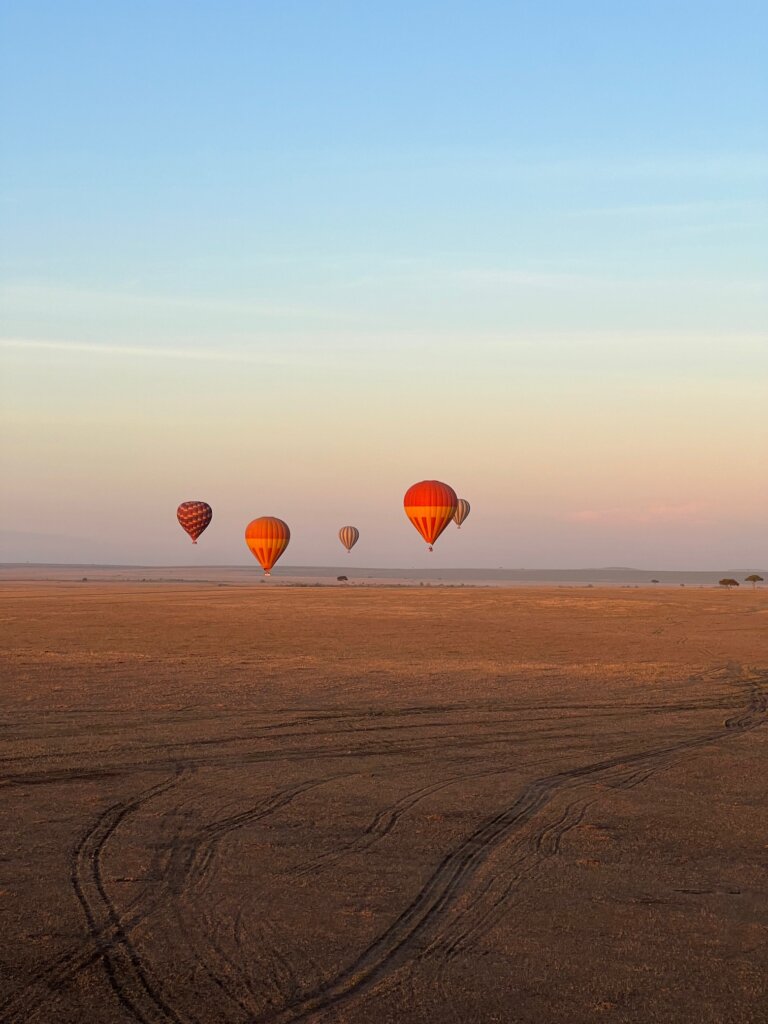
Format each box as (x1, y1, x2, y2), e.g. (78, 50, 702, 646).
(453, 498, 471, 528)
(403, 480, 458, 550)
(245, 517, 290, 575)
(339, 526, 359, 552)
(177, 501, 212, 544)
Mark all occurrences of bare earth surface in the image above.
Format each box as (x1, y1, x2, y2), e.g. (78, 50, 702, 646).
(0, 584, 766, 1024)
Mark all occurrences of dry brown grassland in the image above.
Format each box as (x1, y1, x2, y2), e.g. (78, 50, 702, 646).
(1, 584, 766, 1023)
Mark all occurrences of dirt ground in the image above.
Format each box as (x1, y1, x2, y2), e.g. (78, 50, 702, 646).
(0, 584, 766, 1024)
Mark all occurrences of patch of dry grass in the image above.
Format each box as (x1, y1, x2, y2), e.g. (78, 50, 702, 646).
(0, 585, 766, 1023)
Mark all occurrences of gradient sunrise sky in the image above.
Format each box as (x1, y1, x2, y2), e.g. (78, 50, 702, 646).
(1, 1, 766, 568)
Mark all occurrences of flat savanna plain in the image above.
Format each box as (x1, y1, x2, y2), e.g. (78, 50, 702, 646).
(1, 585, 767, 1024)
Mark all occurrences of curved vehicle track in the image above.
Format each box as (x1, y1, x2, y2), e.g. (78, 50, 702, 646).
(0, 774, 343, 1023)
(250, 670, 767, 1024)
(2, 668, 765, 1024)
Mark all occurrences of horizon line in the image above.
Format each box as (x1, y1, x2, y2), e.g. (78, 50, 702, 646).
(1, 562, 765, 575)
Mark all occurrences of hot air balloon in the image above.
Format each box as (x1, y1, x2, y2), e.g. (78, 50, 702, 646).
(177, 501, 213, 544)
(245, 517, 290, 576)
(403, 480, 458, 551)
(339, 526, 359, 553)
(453, 498, 470, 529)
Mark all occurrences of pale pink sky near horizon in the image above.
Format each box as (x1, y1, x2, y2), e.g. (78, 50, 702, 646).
(2, 331, 765, 570)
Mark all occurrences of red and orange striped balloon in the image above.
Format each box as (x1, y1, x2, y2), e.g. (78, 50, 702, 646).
(177, 501, 212, 544)
(245, 517, 290, 576)
(403, 480, 458, 550)
(338, 526, 359, 553)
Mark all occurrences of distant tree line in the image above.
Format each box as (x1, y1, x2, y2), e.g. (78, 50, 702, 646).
(718, 576, 764, 590)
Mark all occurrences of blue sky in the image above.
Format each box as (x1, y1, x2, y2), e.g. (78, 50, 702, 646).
(1, 1, 766, 567)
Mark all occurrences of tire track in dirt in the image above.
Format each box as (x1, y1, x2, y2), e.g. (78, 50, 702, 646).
(0, 732, 553, 788)
(435, 745, 684, 963)
(0, 769, 192, 1024)
(440, 673, 766, 961)
(164, 775, 350, 1022)
(0, 720, 697, 789)
(411, 796, 595, 1024)
(289, 773, 496, 880)
(70, 766, 193, 1024)
(1, 774, 342, 1024)
(217, 909, 326, 1021)
(183, 776, 343, 897)
(436, 671, 765, 958)
(1, 696, 738, 780)
(436, 794, 595, 961)
(436, 668, 767, 961)
(289, 759, 555, 879)
(250, 669, 767, 1024)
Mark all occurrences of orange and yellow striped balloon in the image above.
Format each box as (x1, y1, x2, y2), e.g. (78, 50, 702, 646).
(403, 480, 458, 550)
(339, 526, 359, 552)
(245, 517, 290, 576)
(453, 498, 470, 528)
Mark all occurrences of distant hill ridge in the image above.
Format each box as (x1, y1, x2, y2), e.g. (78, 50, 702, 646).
(1, 564, 765, 587)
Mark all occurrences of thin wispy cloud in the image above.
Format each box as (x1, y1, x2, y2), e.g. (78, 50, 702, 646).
(0, 338, 307, 367)
(0, 283, 352, 323)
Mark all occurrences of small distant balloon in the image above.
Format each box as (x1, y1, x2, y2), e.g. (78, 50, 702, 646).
(339, 526, 359, 553)
(177, 501, 212, 544)
(403, 480, 458, 551)
(453, 499, 470, 529)
(245, 517, 290, 576)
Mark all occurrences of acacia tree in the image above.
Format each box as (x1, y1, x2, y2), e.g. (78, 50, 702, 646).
(745, 574, 764, 590)
(719, 578, 739, 590)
